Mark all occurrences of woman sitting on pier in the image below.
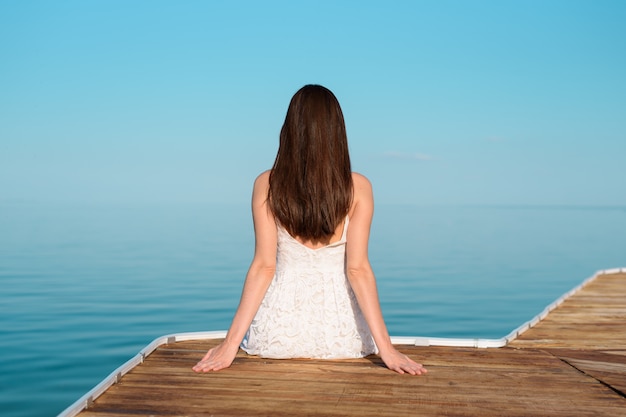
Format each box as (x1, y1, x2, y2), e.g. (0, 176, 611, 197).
(193, 85, 427, 375)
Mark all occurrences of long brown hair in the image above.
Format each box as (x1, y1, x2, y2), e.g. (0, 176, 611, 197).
(268, 85, 353, 241)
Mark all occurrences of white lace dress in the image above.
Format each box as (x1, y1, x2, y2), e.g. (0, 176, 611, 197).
(241, 217, 377, 359)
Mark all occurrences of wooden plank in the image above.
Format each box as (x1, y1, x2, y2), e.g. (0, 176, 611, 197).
(72, 272, 626, 416)
(77, 343, 625, 417)
(510, 273, 626, 350)
(545, 348, 626, 395)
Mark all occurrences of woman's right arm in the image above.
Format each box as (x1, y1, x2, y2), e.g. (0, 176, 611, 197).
(193, 171, 277, 372)
(345, 173, 427, 375)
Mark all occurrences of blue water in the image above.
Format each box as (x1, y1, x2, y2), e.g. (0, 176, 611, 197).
(0, 202, 624, 417)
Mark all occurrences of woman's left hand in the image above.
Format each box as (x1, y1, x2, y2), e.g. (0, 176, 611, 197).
(192, 342, 239, 373)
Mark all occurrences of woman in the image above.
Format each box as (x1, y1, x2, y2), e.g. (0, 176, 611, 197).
(193, 85, 427, 375)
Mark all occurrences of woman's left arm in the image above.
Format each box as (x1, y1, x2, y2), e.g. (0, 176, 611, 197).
(193, 172, 277, 372)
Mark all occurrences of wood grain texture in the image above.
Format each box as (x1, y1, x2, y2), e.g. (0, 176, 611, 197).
(76, 272, 626, 416)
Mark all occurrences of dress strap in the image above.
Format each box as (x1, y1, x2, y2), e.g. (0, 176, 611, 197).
(340, 216, 349, 241)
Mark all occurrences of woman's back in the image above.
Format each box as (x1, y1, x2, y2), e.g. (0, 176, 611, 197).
(241, 211, 377, 359)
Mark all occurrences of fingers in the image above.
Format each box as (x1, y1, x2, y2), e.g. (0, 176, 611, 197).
(192, 344, 237, 373)
(192, 354, 231, 372)
(403, 363, 427, 376)
(193, 352, 232, 372)
(390, 362, 427, 375)
(401, 356, 427, 375)
(192, 359, 228, 373)
(193, 347, 428, 375)
(401, 358, 427, 376)
(193, 350, 219, 372)
(198, 347, 216, 362)
(383, 351, 428, 376)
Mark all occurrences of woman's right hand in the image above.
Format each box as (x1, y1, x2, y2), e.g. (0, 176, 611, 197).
(192, 342, 239, 373)
(379, 347, 428, 375)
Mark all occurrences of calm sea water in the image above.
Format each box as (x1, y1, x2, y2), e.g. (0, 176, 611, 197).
(1, 202, 624, 417)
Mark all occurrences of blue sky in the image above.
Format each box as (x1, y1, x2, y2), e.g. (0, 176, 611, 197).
(1, 0, 625, 205)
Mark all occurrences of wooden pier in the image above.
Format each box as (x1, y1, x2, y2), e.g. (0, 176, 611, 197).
(69, 270, 626, 416)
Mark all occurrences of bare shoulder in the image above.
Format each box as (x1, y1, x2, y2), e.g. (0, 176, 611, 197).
(255, 170, 271, 186)
(351, 172, 373, 199)
(253, 170, 271, 192)
(349, 173, 374, 220)
(351, 171, 370, 185)
(251, 170, 271, 207)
